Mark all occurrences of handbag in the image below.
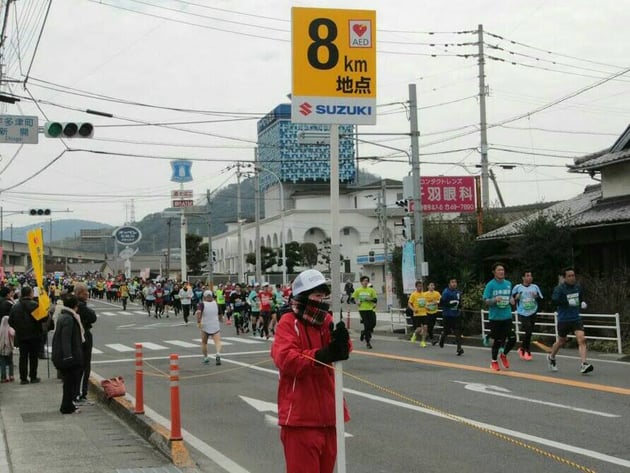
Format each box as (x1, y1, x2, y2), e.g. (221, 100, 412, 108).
(101, 376, 126, 399)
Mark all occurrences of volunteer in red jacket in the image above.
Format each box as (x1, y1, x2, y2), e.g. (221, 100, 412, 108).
(271, 269, 351, 473)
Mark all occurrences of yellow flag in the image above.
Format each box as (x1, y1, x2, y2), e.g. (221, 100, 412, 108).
(27, 228, 49, 320)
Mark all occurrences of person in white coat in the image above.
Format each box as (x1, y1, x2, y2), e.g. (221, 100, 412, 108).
(196, 290, 222, 365)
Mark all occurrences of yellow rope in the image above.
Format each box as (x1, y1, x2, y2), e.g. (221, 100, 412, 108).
(134, 350, 598, 473)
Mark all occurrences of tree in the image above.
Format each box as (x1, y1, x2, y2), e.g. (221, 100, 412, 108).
(301, 242, 318, 268)
(186, 233, 207, 274)
(508, 212, 574, 311)
(317, 237, 344, 273)
(282, 241, 303, 274)
(245, 246, 277, 272)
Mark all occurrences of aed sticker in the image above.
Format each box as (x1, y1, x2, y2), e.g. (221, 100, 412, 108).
(349, 20, 373, 48)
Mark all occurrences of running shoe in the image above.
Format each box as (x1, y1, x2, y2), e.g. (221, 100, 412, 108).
(420, 341, 427, 348)
(431, 337, 439, 346)
(524, 351, 533, 361)
(547, 355, 558, 372)
(410, 333, 417, 343)
(482, 334, 490, 347)
(500, 353, 510, 369)
(580, 362, 593, 374)
(491, 360, 500, 371)
(456, 348, 464, 356)
(366, 342, 373, 349)
(439, 335, 445, 348)
(216, 355, 221, 366)
(360, 330, 365, 342)
(202, 357, 210, 364)
(517, 347, 526, 360)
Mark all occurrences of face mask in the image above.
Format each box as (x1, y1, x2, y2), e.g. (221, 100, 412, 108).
(297, 299, 330, 326)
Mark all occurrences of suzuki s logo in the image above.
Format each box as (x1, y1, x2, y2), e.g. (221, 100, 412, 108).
(299, 102, 313, 116)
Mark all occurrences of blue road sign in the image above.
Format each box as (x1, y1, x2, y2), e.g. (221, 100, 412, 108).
(171, 160, 193, 183)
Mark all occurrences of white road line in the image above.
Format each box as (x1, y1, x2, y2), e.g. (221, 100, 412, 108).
(222, 337, 265, 344)
(105, 343, 135, 352)
(164, 340, 199, 348)
(192, 338, 233, 346)
(91, 347, 104, 354)
(137, 342, 169, 351)
(100, 311, 117, 317)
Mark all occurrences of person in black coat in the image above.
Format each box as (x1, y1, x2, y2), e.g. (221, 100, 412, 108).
(8, 286, 41, 384)
(52, 294, 84, 414)
(74, 282, 97, 403)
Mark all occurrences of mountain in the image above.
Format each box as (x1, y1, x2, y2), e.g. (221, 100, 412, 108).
(1, 219, 113, 245)
(5, 170, 382, 253)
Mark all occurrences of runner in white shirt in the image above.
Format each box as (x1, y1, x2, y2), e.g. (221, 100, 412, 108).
(196, 290, 222, 366)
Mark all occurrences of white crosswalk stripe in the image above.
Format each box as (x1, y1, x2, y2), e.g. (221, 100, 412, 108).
(192, 338, 233, 346)
(164, 340, 199, 348)
(222, 336, 266, 344)
(137, 342, 168, 350)
(105, 343, 135, 352)
(93, 335, 270, 354)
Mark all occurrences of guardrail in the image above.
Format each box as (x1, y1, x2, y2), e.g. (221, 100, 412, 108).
(480, 310, 623, 354)
(389, 308, 443, 335)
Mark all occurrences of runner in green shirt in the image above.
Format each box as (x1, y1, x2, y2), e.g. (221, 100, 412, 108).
(352, 276, 378, 349)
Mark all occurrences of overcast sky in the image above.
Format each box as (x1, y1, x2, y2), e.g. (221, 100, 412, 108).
(0, 0, 628, 233)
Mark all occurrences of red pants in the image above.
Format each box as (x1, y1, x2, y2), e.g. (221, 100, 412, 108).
(281, 426, 337, 473)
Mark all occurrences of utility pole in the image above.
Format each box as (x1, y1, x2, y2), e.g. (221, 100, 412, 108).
(380, 179, 390, 305)
(236, 162, 244, 283)
(254, 151, 262, 285)
(206, 190, 214, 284)
(409, 83, 425, 280)
(165, 218, 172, 280)
(478, 24, 490, 209)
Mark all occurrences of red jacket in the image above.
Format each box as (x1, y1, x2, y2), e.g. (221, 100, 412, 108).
(270, 308, 350, 427)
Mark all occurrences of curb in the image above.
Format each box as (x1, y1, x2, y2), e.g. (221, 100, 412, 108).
(88, 373, 200, 472)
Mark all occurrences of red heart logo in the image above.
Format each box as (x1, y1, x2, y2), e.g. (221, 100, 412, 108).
(353, 24, 367, 37)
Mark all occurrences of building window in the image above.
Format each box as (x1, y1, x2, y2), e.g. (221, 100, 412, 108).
(374, 238, 380, 244)
(396, 192, 403, 200)
(343, 228, 350, 235)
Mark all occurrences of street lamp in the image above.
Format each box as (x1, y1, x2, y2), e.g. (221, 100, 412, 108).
(255, 166, 287, 286)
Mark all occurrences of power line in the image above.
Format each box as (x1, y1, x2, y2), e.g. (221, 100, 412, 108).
(497, 124, 618, 137)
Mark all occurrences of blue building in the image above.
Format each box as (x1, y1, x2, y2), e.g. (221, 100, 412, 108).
(256, 104, 356, 191)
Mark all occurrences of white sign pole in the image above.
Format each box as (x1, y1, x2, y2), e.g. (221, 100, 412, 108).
(330, 124, 346, 473)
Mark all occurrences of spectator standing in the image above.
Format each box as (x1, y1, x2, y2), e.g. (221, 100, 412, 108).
(0, 315, 16, 382)
(8, 286, 41, 384)
(548, 268, 593, 374)
(74, 283, 97, 404)
(51, 294, 84, 414)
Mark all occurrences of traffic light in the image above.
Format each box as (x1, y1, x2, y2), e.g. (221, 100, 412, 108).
(212, 250, 217, 263)
(44, 121, 94, 138)
(368, 250, 375, 263)
(402, 217, 411, 240)
(29, 209, 51, 216)
(395, 199, 409, 212)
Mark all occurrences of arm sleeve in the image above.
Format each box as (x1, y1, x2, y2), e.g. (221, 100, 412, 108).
(270, 318, 325, 377)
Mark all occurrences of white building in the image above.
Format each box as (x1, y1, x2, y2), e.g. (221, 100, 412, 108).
(208, 179, 406, 293)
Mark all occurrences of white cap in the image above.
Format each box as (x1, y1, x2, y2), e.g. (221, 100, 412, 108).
(262, 282, 269, 287)
(254, 282, 260, 287)
(292, 269, 329, 297)
(203, 290, 213, 298)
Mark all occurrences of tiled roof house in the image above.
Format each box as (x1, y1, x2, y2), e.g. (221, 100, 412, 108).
(478, 124, 630, 274)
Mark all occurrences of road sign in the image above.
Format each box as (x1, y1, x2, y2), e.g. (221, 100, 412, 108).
(170, 160, 193, 183)
(172, 199, 194, 208)
(171, 189, 193, 199)
(113, 226, 142, 245)
(291, 7, 376, 125)
(0, 115, 38, 144)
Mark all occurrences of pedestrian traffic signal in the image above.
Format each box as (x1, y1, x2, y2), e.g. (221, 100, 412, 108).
(212, 250, 217, 263)
(44, 121, 94, 138)
(368, 250, 375, 263)
(29, 209, 51, 216)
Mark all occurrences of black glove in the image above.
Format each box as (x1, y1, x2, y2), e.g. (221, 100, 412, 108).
(315, 321, 350, 364)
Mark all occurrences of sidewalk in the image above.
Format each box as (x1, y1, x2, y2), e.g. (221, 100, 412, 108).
(0, 359, 192, 473)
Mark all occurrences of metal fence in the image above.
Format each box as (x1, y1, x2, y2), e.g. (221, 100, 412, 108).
(389, 308, 623, 354)
(480, 310, 623, 354)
